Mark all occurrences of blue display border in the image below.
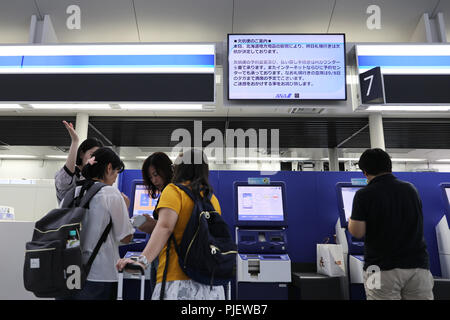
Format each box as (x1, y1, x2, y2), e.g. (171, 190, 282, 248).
(335, 182, 364, 228)
(234, 181, 288, 227)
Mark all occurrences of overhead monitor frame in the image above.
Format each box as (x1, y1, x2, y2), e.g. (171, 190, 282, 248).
(234, 181, 288, 227)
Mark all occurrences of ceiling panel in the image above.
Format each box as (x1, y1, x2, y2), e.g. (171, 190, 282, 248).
(329, 0, 439, 42)
(0, 0, 39, 43)
(35, 0, 139, 42)
(2, 116, 450, 150)
(134, 0, 233, 42)
(435, 0, 450, 42)
(0, 0, 446, 44)
(233, 0, 335, 34)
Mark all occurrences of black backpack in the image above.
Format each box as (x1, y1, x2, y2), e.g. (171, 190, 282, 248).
(23, 180, 111, 298)
(159, 184, 237, 299)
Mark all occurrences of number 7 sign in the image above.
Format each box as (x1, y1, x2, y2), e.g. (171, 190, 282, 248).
(359, 67, 385, 104)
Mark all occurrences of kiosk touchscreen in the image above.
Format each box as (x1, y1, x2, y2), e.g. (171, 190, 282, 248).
(235, 182, 287, 227)
(441, 184, 450, 219)
(336, 183, 363, 228)
(130, 180, 159, 218)
(129, 180, 159, 239)
(438, 184, 450, 278)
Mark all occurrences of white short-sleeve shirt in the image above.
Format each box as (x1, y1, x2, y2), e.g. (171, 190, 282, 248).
(74, 183, 135, 282)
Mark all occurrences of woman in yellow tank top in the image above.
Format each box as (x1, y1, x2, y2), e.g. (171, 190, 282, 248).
(117, 149, 225, 300)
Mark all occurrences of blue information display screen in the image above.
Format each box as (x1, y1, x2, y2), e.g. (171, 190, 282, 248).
(237, 185, 284, 221)
(228, 34, 346, 100)
(132, 184, 159, 217)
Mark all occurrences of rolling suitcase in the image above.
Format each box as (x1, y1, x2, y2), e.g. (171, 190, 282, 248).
(117, 263, 146, 300)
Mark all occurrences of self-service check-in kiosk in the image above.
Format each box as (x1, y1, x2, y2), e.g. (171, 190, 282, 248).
(235, 181, 291, 300)
(335, 182, 365, 300)
(438, 184, 450, 278)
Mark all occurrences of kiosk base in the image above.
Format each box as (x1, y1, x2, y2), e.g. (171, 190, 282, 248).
(237, 282, 288, 300)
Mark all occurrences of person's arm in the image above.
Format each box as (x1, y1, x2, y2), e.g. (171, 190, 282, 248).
(105, 187, 134, 245)
(116, 207, 178, 271)
(120, 234, 133, 244)
(348, 219, 366, 239)
(348, 190, 367, 239)
(62, 120, 79, 174)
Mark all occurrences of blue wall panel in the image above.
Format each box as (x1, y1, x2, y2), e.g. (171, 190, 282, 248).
(118, 169, 450, 277)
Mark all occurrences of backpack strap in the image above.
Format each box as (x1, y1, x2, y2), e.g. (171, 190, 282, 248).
(75, 181, 111, 277)
(159, 234, 175, 300)
(78, 181, 108, 208)
(174, 183, 213, 202)
(84, 217, 112, 277)
(60, 187, 77, 208)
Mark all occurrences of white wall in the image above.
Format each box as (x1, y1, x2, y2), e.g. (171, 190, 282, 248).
(0, 221, 49, 300)
(0, 159, 144, 179)
(0, 160, 66, 179)
(0, 181, 57, 222)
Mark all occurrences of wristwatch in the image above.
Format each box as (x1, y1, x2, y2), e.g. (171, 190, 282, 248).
(136, 255, 150, 269)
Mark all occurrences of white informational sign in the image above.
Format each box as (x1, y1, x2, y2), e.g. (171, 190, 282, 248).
(228, 34, 346, 100)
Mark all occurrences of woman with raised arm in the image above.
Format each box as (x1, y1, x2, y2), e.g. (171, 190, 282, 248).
(54, 120, 103, 204)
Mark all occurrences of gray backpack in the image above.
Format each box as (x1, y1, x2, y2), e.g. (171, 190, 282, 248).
(23, 180, 111, 298)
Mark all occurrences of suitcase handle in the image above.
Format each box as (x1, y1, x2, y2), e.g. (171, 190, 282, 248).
(117, 263, 146, 300)
(119, 262, 145, 275)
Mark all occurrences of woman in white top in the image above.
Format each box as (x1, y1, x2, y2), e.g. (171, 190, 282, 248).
(63, 147, 135, 300)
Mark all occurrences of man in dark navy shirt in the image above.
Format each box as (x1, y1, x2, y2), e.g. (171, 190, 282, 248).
(349, 148, 433, 300)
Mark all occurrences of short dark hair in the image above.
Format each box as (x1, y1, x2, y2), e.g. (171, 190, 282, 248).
(142, 152, 173, 198)
(76, 138, 104, 166)
(81, 147, 124, 180)
(172, 149, 213, 199)
(357, 148, 392, 175)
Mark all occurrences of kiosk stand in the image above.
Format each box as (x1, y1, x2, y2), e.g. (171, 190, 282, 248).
(335, 182, 366, 300)
(234, 181, 291, 300)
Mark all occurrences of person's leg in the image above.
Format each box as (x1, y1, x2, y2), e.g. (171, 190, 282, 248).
(401, 268, 434, 300)
(363, 269, 402, 300)
(152, 280, 225, 300)
(175, 280, 225, 300)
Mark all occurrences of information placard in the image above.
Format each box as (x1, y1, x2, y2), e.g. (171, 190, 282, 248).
(228, 34, 346, 100)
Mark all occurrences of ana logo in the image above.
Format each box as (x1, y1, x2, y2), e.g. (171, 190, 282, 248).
(275, 93, 292, 99)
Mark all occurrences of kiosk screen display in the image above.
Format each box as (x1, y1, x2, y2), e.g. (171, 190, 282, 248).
(445, 188, 450, 205)
(132, 184, 158, 217)
(237, 185, 284, 221)
(341, 187, 361, 221)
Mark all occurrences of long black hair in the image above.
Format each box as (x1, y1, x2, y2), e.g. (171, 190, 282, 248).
(172, 149, 213, 199)
(76, 138, 104, 166)
(142, 152, 173, 199)
(81, 147, 124, 180)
